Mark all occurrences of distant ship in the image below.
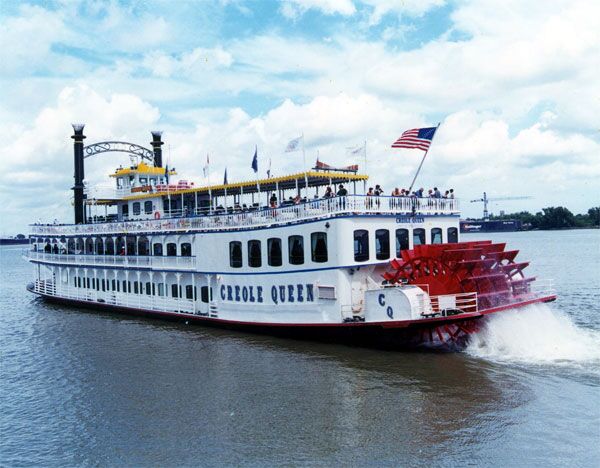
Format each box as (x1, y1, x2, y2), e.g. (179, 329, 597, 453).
(460, 219, 523, 233)
(24, 125, 556, 350)
(1, 236, 29, 245)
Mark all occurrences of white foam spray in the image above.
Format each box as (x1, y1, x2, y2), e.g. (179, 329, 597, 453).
(466, 303, 600, 368)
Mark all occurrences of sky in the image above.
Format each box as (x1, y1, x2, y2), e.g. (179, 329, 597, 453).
(0, 0, 599, 235)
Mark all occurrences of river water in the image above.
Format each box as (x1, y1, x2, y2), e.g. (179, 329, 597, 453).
(1, 230, 599, 466)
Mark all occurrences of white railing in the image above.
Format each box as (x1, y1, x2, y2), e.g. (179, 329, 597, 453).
(31, 279, 197, 315)
(30, 195, 459, 236)
(26, 251, 196, 270)
(524, 279, 556, 298)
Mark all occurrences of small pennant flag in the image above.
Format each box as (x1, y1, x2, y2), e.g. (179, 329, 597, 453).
(203, 153, 209, 178)
(391, 127, 437, 151)
(347, 143, 365, 156)
(285, 136, 302, 152)
(251, 145, 258, 173)
(223, 167, 228, 185)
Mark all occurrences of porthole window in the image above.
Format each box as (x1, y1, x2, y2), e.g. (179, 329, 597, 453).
(431, 228, 443, 244)
(181, 242, 192, 257)
(248, 240, 262, 268)
(268, 238, 283, 267)
(311, 232, 328, 263)
(354, 229, 369, 262)
(375, 229, 390, 260)
(447, 227, 458, 243)
(229, 241, 242, 268)
(288, 235, 304, 265)
(413, 228, 426, 246)
(395, 228, 409, 255)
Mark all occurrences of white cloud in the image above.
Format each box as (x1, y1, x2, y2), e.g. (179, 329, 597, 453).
(142, 47, 234, 78)
(280, 0, 356, 19)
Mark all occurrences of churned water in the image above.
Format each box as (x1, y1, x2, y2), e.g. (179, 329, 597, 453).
(1, 229, 599, 466)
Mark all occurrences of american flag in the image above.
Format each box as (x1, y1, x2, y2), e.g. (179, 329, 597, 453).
(391, 127, 437, 151)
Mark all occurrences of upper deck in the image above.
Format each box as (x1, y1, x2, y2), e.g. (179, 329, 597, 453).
(31, 195, 459, 237)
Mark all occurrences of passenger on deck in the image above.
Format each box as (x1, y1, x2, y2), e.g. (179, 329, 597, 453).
(428, 189, 433, 197)
(293, 194, 301, 205)
(449, 188, 455, 199)
(336, 184, 348, 197)
(433, 187, 441, 198)
(391, 187, 401, 197)
(416, 188, 424, 198)
(324, 186, 333, 198)
(444, 190, 450, 198)
(269, 193, 277, 208)
(366, 187, 374, 208)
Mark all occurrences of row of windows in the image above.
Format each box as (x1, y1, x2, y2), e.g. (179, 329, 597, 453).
(72, 277, 212, 302)
(229, 232, 328, 268)
(354, 227, 458, 262)
(125, 201, 154, 216)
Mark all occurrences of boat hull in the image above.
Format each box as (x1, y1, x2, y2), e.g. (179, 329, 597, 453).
(29, 288, 556, 351)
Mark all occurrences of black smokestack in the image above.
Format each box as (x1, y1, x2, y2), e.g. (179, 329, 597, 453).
(151, 131, 164, 167)
(71, 124, 86, 224)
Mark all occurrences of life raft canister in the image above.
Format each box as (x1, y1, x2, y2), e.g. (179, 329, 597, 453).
(154, 211, 161, 219)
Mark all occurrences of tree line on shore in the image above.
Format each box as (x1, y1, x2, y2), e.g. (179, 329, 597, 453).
(487, 206, 599, 230)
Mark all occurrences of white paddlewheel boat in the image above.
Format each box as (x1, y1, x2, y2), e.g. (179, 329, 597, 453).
(25, 125, 556, 350)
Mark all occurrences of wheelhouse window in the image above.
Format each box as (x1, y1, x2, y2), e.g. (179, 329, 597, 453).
(248, 240, 262, 268)
(153, 243, 163, 256)
(447, 227, 458, 243)
(431, 228, 443, 244)
(375, 229, 390, 260)
(354, 229, 369, 262)
(288, 235, 304, 265)
(133, 202, 141, 215)
(311, 232, 328, 263)
(413, 228, 426, 246)
(229, 241, 242, 268)
(166, 243, 177, 256)
(181, 243, 192, 257)
(144, 201, 153, 214)
(396, 228, 409, 256)
(267, 238, 282, 267)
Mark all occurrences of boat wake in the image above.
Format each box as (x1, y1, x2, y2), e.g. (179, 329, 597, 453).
(466, 303, 600, 369)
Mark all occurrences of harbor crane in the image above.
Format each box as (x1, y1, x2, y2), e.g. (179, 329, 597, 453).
(470, 192, 532, 219)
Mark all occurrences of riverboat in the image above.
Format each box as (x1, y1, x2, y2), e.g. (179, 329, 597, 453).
(25, 125, 556, 350)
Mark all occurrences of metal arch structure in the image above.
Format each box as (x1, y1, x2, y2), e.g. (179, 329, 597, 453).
(82, 141, 155, 162)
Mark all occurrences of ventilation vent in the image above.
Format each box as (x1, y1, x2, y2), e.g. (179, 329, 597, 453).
(317, 285, 336, 300)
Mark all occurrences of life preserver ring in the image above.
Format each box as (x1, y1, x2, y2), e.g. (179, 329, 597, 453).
(154, 211, 161, 219)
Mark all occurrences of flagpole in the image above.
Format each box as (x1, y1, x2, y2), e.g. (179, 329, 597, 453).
(364, 139, 367, 173)
(408, 122, 441, 193)
(301, 132, 306, 171)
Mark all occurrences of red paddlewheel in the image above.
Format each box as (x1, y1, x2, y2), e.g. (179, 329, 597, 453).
(416, 320, 481, 349)
(383, 241, 533, 310)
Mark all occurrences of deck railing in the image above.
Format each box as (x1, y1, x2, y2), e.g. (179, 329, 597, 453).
(30, 195, 459, 236)
(26, 251, 196, 270)
(31, 280, 198, 314)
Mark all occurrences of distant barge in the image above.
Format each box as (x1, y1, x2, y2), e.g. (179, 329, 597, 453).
(460, 219, 523, 233)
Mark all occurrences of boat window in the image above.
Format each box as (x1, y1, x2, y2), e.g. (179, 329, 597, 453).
(201, 286, 212, 303)
(133, 202, 140, 215)
(117, 178, 123, 188)
(229, 241, 242, 268)
(138, 237, 149, 256)
(431, 228, 443, 244)
(395, 228, 409, 255)
(144, 201, 153, 214)
(375, 229, 390, 260)
(122, 204, 128, 217)
(153, 243, 163, 256)
(140, 177, 147, 184)
(413, 228, 426, 246)
(288, 235, 304, 265)
(186, 285, 195, 300)
(157, 283, 164, 297)
(171, 284, 179, 298)
(268, 238, 283, 267)
(133, 282, 139, 294)
(354, 230, 369, 262)
(181, 243, 192, 257)
(105, 238, 114, 255)
(248, 240, 262, 268)
(101, 279, 106, 292)
(311, 232, 328, 263)
(146, 282, 152, 295)
(96, 239, 104, 255)
(166, 243, 177, 256)
(447, 227, 458, 243)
